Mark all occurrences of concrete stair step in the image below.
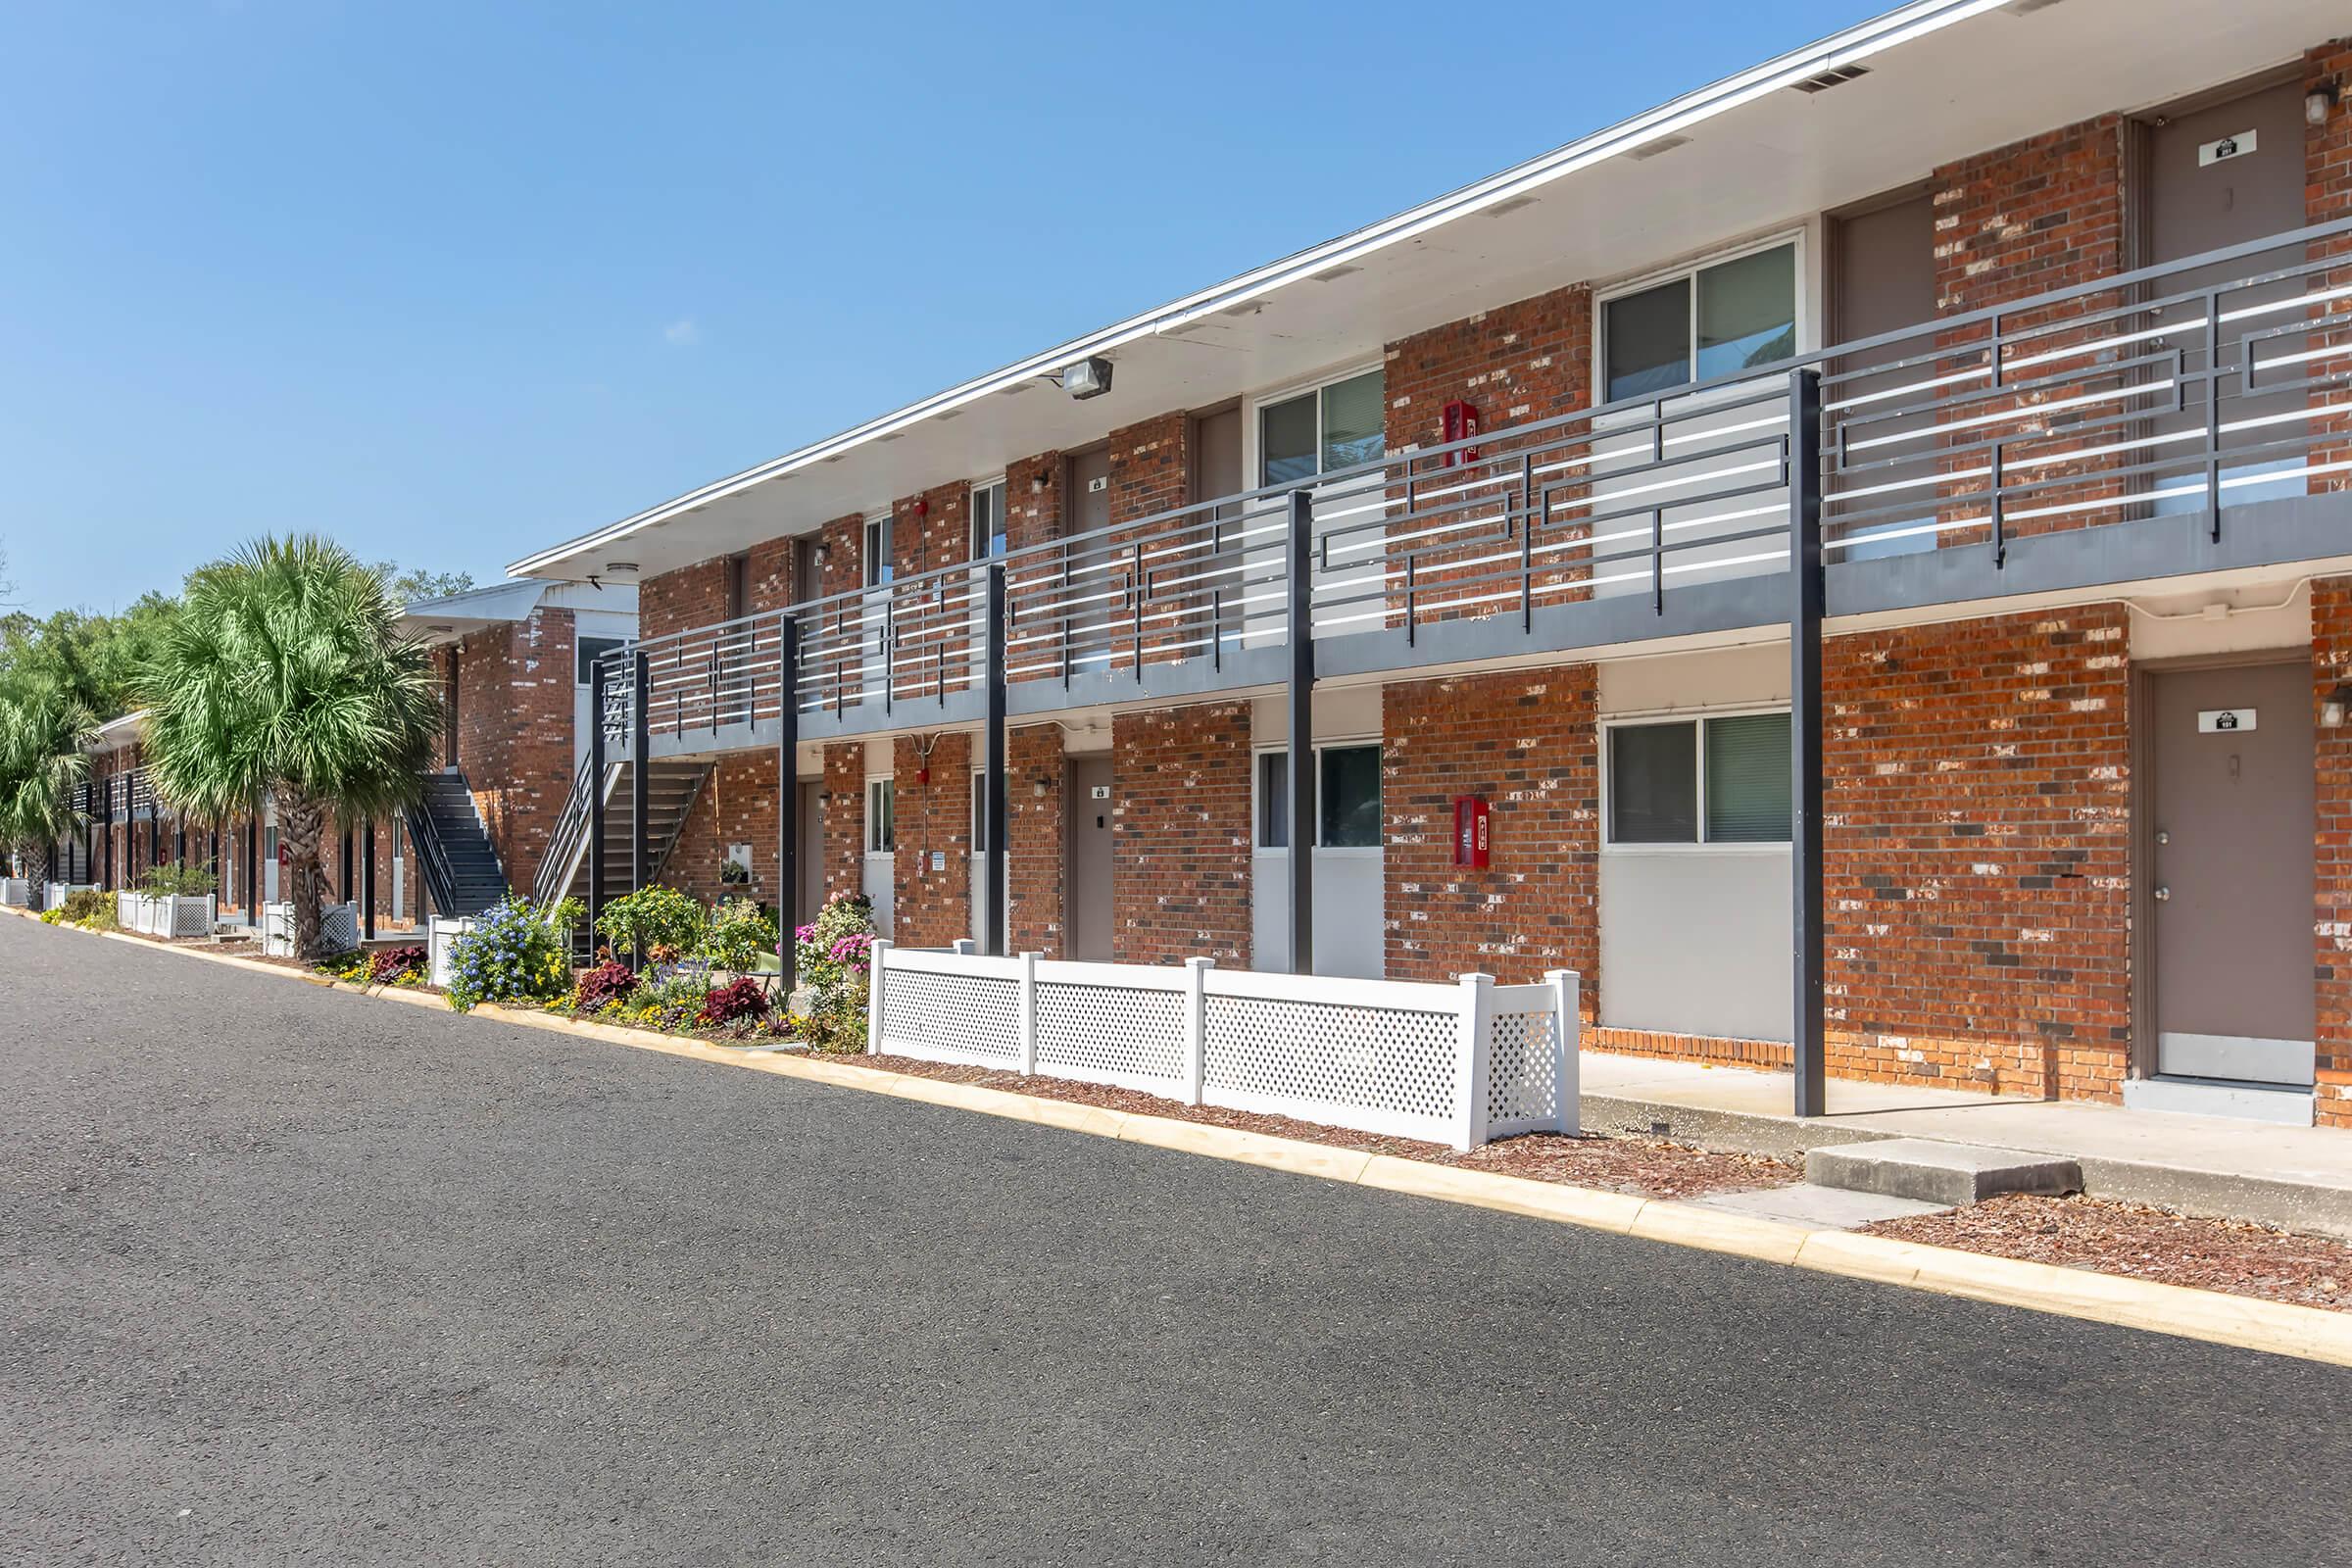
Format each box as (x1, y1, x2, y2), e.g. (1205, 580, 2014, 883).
(1804, 1138, 2082, 1207)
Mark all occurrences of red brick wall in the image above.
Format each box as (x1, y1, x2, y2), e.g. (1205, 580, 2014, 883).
(661, 753, 783, 908)
(1384, 283, 1591, 449)
(2311, 40, 2352, 498)
(1825, 605, 2132, 1101)
(1932, 116, 2125, 317)
(820, 742, 865, 903)
(1383, 666, 1598, 1004)
(892, 732, 972, 949)
(1005, 451, 1061, 549)
(1110, 701, 1250, 966)
(1007, 722, 1064, 956)
(1108, 413, 1190, 524)
(451, 608, 576, 896)
(892, 483, 969, 581)
(1930, 117, 2129, 548)
(637, 559, 728, 646)
(2314, 576, 2352, 1127)
(818, 513, 864, 602)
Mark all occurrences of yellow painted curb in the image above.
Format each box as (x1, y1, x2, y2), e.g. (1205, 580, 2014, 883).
(19, 911, 2352, 1367)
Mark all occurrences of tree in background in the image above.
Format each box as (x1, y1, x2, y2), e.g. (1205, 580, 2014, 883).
(0, 594, 180, 721)
(373, 562, 474, 604)
(140, 536, 443, 957)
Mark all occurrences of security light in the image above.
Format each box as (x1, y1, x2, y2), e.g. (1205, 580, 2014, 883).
(1061, 357, 1113, 400)
(2310, 81, 2340, 127)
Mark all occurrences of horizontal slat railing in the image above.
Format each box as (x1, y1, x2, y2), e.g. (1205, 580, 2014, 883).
(590, 217, 2352, 746)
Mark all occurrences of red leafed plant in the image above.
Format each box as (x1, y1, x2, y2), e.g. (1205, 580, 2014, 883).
(697, 976, 768, 1028)
(368, 945, 428, 985)
(571, 959, 637, 1014)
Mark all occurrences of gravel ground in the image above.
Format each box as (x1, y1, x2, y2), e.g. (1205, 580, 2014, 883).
(8, 915, 2352, 1566)
(1865, 1193, 2352, 1312)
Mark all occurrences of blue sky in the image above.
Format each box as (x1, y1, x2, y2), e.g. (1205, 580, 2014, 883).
(0, 0, 1884, 614)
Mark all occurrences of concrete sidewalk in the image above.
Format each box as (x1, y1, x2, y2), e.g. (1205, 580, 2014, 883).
(1580, 1052, 2352, 1239)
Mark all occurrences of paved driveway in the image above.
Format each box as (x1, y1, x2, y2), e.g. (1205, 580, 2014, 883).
(3, 916, 2346, 1566)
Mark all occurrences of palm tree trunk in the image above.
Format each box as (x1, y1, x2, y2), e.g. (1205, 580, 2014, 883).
(278, 788, 330, 959)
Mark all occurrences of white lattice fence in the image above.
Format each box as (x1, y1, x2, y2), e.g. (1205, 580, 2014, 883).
(263, 901, 358, 956)
(868, 942, 1577, 1151)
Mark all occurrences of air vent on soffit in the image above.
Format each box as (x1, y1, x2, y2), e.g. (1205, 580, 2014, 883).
(1789, 63, 1871, 95)
(1618, 134, 1693, 163)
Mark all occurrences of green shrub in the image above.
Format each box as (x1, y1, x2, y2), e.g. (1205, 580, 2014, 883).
(136, 860, 217, 898)
(54, 888, 117, 931)
(596, 885, 706, 967)
(704, 897, 777, 973)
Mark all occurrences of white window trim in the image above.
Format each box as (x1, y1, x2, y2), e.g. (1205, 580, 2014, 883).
(1250, 738, 1384, 858)
(861, 512, 894, 589)
(1599, 703, 1794, 855)
(968, 476, 1007, 561)
(1592, 225, 1817, 411)
(1242, 360, 1387, 497)
(863, 774, 896, 856)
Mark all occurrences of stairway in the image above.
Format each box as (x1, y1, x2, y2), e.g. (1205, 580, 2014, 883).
(533, 757, 711, 952)
(411, 772, 512, 918)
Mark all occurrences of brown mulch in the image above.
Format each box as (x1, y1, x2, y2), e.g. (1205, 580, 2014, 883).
(1864, 1193, 2352, 1313)
(844, 1050, 1799, 1200)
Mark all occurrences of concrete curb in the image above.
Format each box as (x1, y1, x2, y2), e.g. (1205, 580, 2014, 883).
(16, 906, 2352, 1368)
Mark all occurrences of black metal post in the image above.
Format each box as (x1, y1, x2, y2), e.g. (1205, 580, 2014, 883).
(984, 564, 1008, 958)
(340, 826, 354, 907)
(175, 815, 186, 869)
(775, 617, 799, 988)
(245, 806, 258, 917)
(1286, 489, 1315, 976)
(100, 775, 112, 891)
(147, 794, 159, 875)
(588, 660, 608, 959)
(364, 818, 377, 941)
(1788, 367, 1827, 1119)
(630, 650, 652, 968)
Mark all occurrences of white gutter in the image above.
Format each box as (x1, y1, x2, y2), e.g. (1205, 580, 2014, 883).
(507, 0, 2011, 579)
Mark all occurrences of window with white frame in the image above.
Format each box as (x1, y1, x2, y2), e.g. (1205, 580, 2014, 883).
(865, 777, 896, 854)
(1601, 241, 1799, 405)
(1255, 744, 1382, 850)
(1606, 711, 1791, 846)
(1257, 369, 1385, 487)
(862, 514, 894, 588)
(969, 479, 1006, 561)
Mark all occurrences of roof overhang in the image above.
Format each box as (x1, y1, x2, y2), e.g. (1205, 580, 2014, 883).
(399, 579, 639, 647)
(509, 0, 2347, 583)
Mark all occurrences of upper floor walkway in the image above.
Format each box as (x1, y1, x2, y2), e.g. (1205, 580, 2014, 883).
(591, 218, 2352, 762)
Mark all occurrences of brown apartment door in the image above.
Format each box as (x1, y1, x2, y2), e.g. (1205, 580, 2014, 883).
(1827, 190, 1936, 557)
(2146, 662, 2316, 1086)
(797, 779, 821, 926)
(1062, 448, 1113, 671)
(1067, 756, 1113, 960)
(2141, 77, 2311, 510)
(1189, 407, 1244, 658)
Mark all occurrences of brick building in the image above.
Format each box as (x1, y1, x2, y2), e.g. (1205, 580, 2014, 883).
(501, 2, 2352, 1129)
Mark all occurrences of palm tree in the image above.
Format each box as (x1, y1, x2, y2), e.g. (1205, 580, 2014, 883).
(140, 535, 443, 957)
(0, 682, 94, 886)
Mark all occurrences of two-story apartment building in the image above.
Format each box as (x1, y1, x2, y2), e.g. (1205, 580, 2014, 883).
(503, 0, 2352, 1128)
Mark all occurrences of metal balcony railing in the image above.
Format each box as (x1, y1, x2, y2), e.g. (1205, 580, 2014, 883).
(590, 217, 2352, 746)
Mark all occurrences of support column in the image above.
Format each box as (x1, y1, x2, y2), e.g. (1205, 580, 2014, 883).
(364, 818, 377, 941)
(340, 826, 354, 909)
(1286, 488, 1315, 976)
(984, 564, 1008, 958)
(776, 617, 799, 988)
(1788, 367, 1827, 1118)
(588, 659, 608, 956)
(630, 651, 651, 959)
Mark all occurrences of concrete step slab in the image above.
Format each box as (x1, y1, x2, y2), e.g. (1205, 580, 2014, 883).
(1806, 1139, 2082, 1206)
(1694, 1183, 1946, 1229)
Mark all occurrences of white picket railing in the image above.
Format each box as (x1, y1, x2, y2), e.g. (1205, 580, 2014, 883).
(113, 892, 219, 939)
(865, 941, 1578, 1152)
